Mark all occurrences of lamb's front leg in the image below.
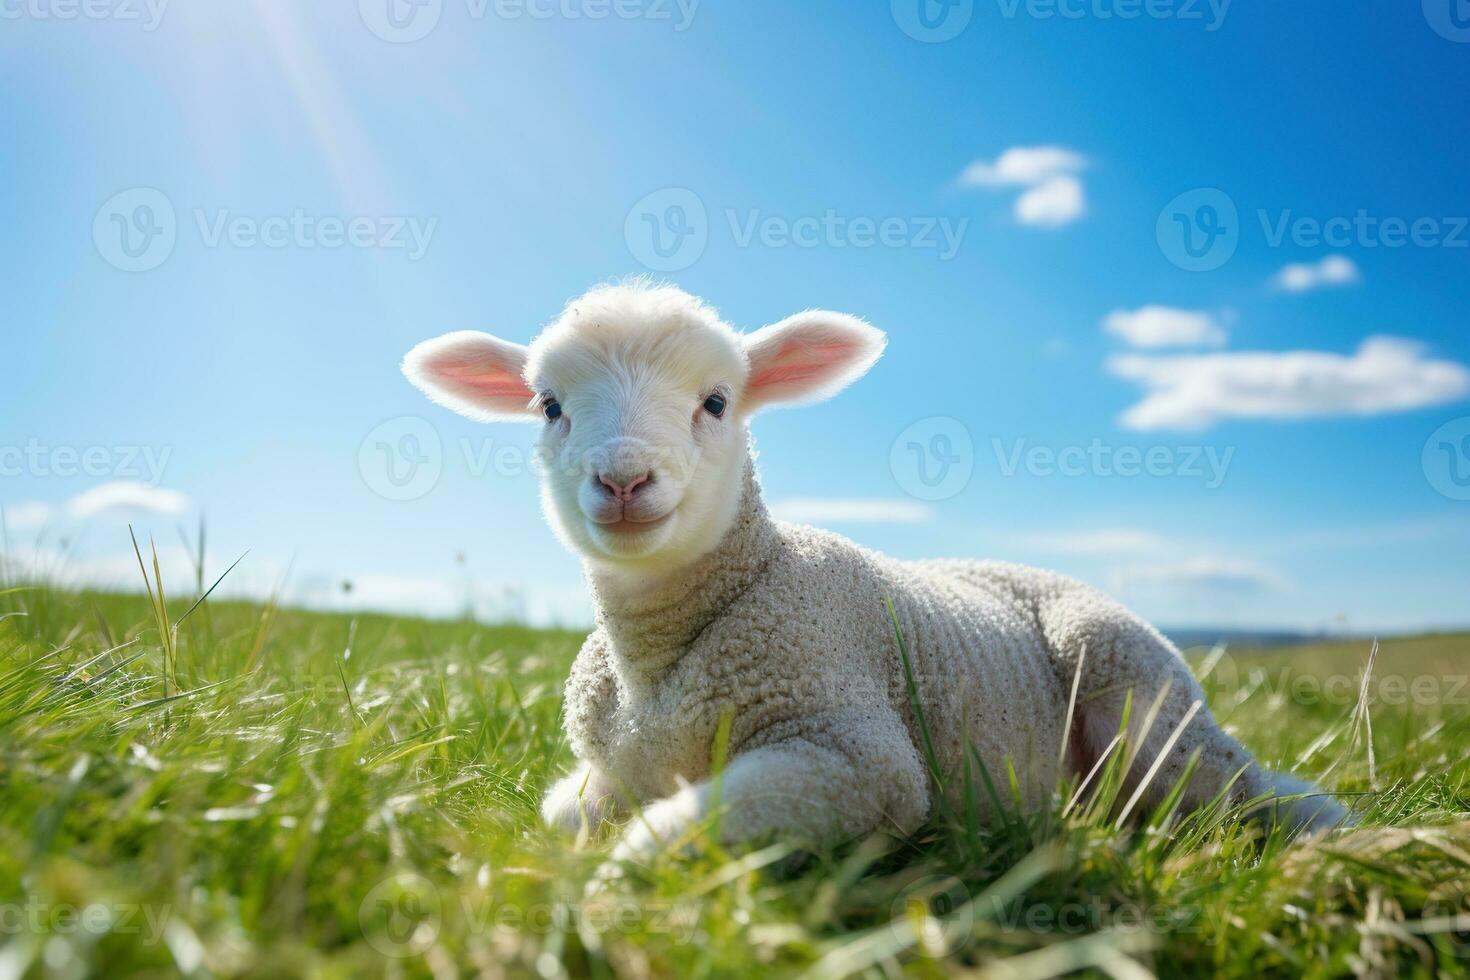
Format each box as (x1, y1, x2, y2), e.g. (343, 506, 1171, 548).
(612, 715, 930, 862)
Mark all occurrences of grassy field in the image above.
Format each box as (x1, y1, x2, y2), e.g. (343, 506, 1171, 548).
(2, 577, 1469, 978)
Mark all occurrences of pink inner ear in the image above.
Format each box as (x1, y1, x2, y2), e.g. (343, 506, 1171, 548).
(438, 359, 531, 398)
(750, 338, 859, 389)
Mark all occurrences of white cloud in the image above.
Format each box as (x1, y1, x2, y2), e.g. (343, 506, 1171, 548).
(67, 481, 191, 520)
(1272, 255, 1360, 293)
(3, 483, 192, 532)
(771, 498, 935, 525)
(958, 146, 1089, 228)
(1108, 336, 1470, 430)
(1103, 306, 1227, 349)
(1021, 528, 1168, 556)
(960, 146, 1087, 187)
(1014, 175, 1086, 228)
(1110, 557, 1289, 595)
(2, 502, 52, 530)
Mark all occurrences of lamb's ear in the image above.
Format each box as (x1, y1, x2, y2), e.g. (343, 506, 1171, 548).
(741, 311, 886, 412)
(401, 331, 537, 422)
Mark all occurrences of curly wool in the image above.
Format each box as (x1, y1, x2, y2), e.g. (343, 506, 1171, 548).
(546, 459, 1340, 849)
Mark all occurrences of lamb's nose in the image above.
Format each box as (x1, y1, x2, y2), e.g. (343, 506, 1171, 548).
(597, 471, 652, 501)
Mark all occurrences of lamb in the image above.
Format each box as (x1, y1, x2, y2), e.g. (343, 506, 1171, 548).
(402, 281, 1349, 861)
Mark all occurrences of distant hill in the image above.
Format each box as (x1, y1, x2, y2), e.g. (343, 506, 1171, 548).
(1163, 627, 1343, 652)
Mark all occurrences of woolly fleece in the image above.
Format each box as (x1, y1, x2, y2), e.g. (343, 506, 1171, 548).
(542, 460, 1349, 856)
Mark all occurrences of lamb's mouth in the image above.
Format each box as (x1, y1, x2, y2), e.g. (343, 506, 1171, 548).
(589, 510, 674, 535)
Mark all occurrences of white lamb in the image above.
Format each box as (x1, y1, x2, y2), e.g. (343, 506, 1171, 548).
(402, 281, 1349, 861)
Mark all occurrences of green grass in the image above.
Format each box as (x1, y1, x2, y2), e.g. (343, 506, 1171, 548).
(2, 578, 1468, 978)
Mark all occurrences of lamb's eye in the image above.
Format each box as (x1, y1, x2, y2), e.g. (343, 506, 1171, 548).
(702, 393, 726, 418)
(542, 399, 562, 421)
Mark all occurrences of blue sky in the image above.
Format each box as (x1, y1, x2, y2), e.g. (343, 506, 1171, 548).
(3, 0, 1469, 632)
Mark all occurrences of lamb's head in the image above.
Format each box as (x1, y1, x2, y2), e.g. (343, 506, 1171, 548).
(402, 282, 884, 573)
